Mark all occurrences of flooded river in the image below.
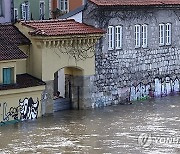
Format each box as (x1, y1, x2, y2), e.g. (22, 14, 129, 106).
(0, 96, 180, 154)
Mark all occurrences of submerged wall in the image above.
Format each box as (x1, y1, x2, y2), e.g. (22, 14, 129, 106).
(0, 87, 44, 125)
(82, 3, 180, 108)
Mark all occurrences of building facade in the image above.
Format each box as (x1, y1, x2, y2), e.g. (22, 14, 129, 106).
(16, 19, 104, 113)
(81, 0, 180, 107)
(0, 0, 13, 23)
(0, 25, 45, 125)
(50, 0, 85, 18)
(13, 0, 49, 21)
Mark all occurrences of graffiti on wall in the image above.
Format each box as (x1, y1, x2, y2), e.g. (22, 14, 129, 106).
(0, 97, 39, 125)
(130, 77, 180, 101)
(154, 77, 180, 97)
(130, 83, 151, 101)
(2, 102, 20, 122)
(19, 97, 39, 120)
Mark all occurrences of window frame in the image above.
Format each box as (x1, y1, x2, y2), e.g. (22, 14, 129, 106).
(166, 23, 172, 46)
(108, 26, 115, 50)
(142, 24, 148, 48)
(159, 23, 165, 46)
(60, 0, 68, 11)
(115, 25, 123, 49)
(21, 2, 30, 20)
(39, 1, 45, 20)
(135, 24, 141, 48)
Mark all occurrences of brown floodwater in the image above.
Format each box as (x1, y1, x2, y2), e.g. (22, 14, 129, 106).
(0, 96, 180, 154)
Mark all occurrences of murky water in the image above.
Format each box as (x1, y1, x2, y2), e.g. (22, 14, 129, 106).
(0, 96, 180, 154)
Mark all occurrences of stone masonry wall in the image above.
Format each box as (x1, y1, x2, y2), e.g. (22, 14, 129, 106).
(82, 3, 180, 108)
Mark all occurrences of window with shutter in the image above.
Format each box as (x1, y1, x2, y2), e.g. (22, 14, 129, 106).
(3, 68, 14, 85)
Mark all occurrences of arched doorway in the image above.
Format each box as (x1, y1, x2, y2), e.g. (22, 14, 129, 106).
(54, 67, 84, 111)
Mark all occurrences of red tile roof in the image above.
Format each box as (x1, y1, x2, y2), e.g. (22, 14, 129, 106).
(21, 19, 105, 36)
(0, 25, 30, 61)
(0, 73, 46, 91)
(89, 0, 180, 6)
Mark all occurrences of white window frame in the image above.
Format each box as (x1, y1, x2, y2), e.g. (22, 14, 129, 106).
(21, 2, 30, 20)
(135, 25, 141, 48)
(14, 8, 18, 20)
(108, 26, 115, 50)
(159, 23, 165, 46)
(39, 1, 45, 20)
(115, 25, 123, 49)
(59, 0, 68, 12)
(142, 24, 148, 48)
(166, 23, 172, 45)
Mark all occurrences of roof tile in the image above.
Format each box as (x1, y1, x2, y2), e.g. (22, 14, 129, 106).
(89, 0, 180, 6)
(21, 19, 105, 36)
(0, 24, 30, 61)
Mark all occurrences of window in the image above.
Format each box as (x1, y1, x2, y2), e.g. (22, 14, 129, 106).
(135, 25, 141, 48)
(3, 68, 14, 85)
(60, 0, 68, 11)
(108, 26, 114, 50)
(142, 24, 148, 48)
(166, 23, 171, 45)
(14, 8, 18, 20)
(159, 23, 172, 46)
(159, 24, 165, 46)
(0, 0, 3, 16)
(21, 2, 30, 20)
(40, 1, 45, 20)
(115, 26, 123, 49)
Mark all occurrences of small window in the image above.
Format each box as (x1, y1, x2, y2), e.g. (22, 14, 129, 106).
(14, 8, 18, 20)
(60, 0, 68, 11)
(3, 68, 14, 85)
(142, 24, 148, 48)
(108, 26, 114, 50)
(166, 23, 172, 45)
(135, 25, 141, 48)
(0, 0, 3, 16)
(40, 1, 45, 20)
(21, 2, 30, 20)
(115, 26, 123, 49)
(159, 24, 165, 46)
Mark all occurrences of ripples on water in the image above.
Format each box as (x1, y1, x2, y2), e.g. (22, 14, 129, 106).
(0, 96, 180, 154)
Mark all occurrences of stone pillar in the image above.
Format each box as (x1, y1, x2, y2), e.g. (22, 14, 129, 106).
(41, 80, 54, 115)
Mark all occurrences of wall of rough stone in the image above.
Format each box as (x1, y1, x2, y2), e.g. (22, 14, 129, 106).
(82, 2, 180, 107)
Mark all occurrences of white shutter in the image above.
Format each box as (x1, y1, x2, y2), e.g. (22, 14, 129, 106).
(142, 24, 148, 48)
(108, 26, 114, 50)
(166, 23, 172, 45)
(135, 25, 141, 48)
(159, 24, 165, 46)
(115, 26, 122, 49)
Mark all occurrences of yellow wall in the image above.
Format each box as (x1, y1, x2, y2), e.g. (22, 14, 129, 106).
(42, 47, 95, 81)
(15, 23, 43, 80)
(15, 22, 101, 82)
(0, 86, 45, 123)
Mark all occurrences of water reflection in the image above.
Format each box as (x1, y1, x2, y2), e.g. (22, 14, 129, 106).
(0, 96, 180, 154)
